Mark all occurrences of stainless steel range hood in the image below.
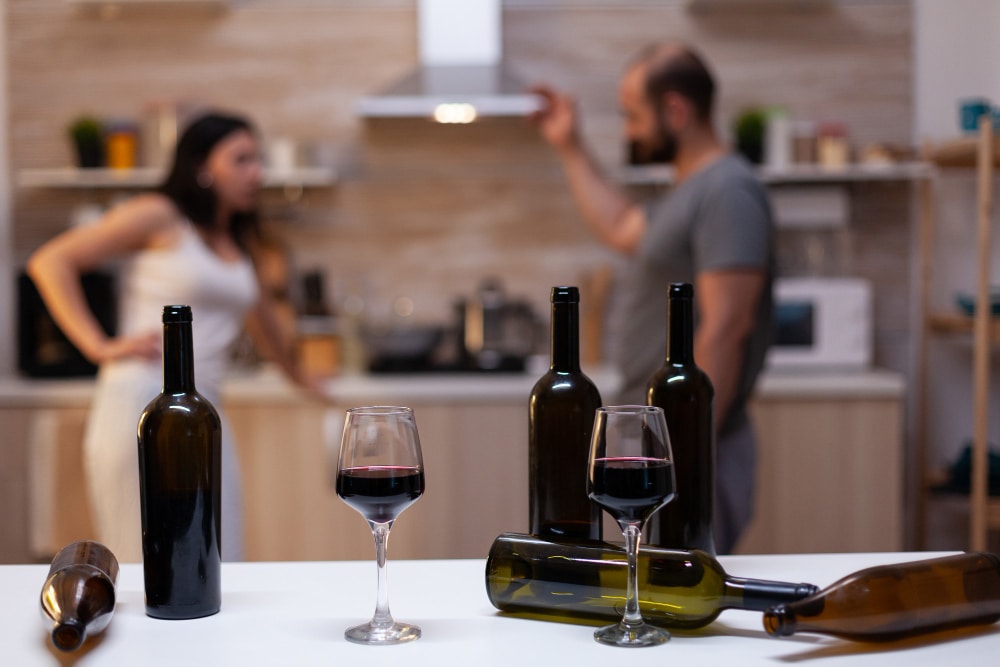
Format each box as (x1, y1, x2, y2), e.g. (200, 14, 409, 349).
(356, 0, 539, 121)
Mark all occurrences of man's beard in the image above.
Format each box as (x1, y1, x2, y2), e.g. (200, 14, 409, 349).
(627, 122, 678, 165)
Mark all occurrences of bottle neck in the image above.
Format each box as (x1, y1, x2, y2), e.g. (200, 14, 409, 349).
(550, 301, 581, 372)
(722, 577, 820, 612)
(666, 294, 695, 364)
(162, 321, 196, 392)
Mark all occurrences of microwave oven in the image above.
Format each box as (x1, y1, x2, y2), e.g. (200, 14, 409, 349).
(765, 277, 872, 371)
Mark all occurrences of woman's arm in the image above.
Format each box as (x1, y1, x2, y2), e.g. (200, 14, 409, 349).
(26, 194, 178, 364)
(242, 239, 328, 400)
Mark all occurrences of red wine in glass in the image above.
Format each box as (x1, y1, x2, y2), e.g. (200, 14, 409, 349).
(589, 457, 675, 524)
(336, 406, 424, 645)
(336, 465, 425, 524)
(587, 405, 675, 647)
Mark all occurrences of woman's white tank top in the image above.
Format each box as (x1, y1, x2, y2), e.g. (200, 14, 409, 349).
(114, 221, 259, 395)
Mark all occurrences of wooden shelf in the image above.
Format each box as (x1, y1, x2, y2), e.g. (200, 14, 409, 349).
(16, 166, 337, 190)
(926, 312, 1000, 341)
(619, 161, 934, 186)
(927, 136, 1000, 168)
(67, 0, 229, 13)
(926, 491, 1000, 527)
(918, 118, 997, 552)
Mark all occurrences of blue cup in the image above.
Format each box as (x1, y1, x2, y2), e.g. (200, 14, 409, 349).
(960, 97, 992, 133)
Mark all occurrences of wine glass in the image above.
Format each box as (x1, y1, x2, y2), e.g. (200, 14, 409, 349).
(587, 405, 675, 647)
(336, 406, 425, 645)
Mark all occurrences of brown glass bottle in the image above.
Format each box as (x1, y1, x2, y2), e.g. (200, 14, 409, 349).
(645, 283, 716, 554)
(528, 287, 603, 541)
(39, 541, 119, 652)
(764, 552, 1000, 641)
(485, 532, 817, 630)
(138, 304, 222, 619)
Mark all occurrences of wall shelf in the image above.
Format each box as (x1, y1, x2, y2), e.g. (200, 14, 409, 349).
(618, 161, 934, 186)
(66, 0, 230, 14)
(926, 313, 1000, 341)
(16, 166, 337, 190)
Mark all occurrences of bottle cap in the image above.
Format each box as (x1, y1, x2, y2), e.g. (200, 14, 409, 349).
(162, 304, 192, 323)
(669, 283, 693, 299)
(551, 286, 579, 303)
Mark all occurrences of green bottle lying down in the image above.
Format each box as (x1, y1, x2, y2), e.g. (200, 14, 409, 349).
(484, 532, 817, 630)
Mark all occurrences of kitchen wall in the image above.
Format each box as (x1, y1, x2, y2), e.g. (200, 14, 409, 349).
(8, 0, 913, 338)
(5, 2, 930, 532)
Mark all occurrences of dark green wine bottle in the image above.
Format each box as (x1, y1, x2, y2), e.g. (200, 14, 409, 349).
(646, 282, 716, 554)
(39, 541, 119, 652)
(485, 532, 817, 630)
(138, 304, 222, 620)
(529, 286, 603, 541)
(764, 552, 1000, 641)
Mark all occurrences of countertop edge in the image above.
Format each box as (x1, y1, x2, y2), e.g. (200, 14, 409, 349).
(0, 365, 905, 408)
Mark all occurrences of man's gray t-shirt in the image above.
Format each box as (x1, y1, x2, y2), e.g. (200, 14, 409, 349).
(614, 153, 774, 422)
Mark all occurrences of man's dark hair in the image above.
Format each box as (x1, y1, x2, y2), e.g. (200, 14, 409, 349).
(634, 44, 716, 123)
(159, 111, 259, 251)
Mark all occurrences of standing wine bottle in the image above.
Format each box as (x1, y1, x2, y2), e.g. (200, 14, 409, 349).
(138, 304, 222, 619)
(645, 282, 716, 554)
(764, 552, 1000, 641)
(529, 286, 603, 541)
(485, 532, 817, 629)
(39, 541, 119, 652)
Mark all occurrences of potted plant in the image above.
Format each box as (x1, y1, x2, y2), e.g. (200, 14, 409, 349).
(733, 108, 766, 165)
(68, 115, 105, 168)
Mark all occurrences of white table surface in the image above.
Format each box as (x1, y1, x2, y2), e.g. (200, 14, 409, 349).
(4, 551, 998, 666)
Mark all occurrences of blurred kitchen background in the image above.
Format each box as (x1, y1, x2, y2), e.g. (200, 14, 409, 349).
(2, 0, 1000, 562)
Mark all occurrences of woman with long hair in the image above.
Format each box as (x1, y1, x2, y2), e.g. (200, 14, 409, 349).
(28, 111, 318, 562)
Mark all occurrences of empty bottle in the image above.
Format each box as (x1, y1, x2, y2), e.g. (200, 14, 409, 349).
(39, 540, 119, 652)
(485, 532, 817, 629)
(528, 286, 603, 541)
(764, 552, 1000, 641)
(645, 282, 716, 554)
(138, 304, 222, 619)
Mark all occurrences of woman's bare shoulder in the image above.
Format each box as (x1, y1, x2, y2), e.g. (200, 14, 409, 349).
(104, 193, 188, 241)
(114, 192, 179, 224)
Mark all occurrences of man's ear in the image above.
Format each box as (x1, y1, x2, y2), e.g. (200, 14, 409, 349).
(661, 91, 692, 131)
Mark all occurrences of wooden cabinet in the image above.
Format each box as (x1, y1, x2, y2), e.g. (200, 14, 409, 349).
(1, 369, 903, 563)
(228, 402, 528, 562)
(738, 381, 905, 554)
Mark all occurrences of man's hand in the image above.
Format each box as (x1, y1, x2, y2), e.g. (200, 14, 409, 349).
(529, 85, 581, 154)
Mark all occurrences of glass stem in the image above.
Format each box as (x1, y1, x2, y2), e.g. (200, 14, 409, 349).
(621, 522, 644, 628)
(370, 521, 394, 628)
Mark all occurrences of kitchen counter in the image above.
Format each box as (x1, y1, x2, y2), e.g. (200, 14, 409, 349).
(4, 551, 995, 666)
(0, 365, 903, 408)
(0, 365, 907, 562)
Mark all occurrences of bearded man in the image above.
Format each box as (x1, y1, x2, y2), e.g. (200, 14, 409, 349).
(531, 43, 775, 553)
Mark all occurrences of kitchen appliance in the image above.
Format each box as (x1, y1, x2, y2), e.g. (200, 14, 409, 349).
(766, 277, 872, 371)
(459, 278, 537, 372)
(356, 0, 539, 120)
(18, 270, 117, 378)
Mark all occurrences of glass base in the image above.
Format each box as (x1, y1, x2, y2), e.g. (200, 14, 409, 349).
(345, 620, 421, 645)
(594, 621, 670, 648)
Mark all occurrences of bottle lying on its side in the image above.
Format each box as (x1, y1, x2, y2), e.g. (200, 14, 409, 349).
(39, 540, 120, 652)
(764, 551, 1000, 641)
(484, 532, 817, 630)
